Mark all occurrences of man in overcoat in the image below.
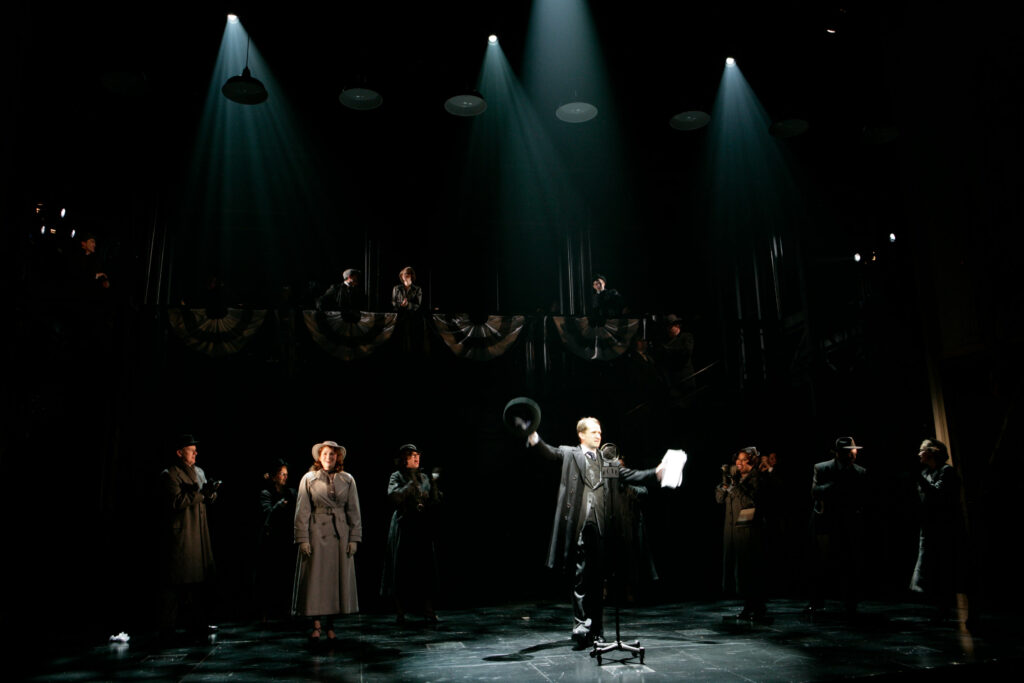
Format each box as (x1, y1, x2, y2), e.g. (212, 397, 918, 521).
(527, 417, 663, 645)
(317, 268, 367, 315)
(159, 434, 220, 638)
(806, 436, 869, 615)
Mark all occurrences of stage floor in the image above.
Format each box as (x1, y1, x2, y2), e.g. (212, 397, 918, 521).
(25, 598, 1019, 682)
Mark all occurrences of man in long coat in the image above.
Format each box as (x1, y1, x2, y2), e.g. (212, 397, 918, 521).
(160, 434, 220, 637)
(807, 436, 869, 615)
(527, 417, 662, 645)
(316, 268, 367, 315)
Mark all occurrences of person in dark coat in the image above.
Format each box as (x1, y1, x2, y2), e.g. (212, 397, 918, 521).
(588, 273, 624, 318)
(380, 444, 442, 624)
(716, 447, 768, 621)
(68, 232, 110, 297)
(159, 434, 221, 638)
(316, 268, 367, 315)
(256, 459, 296, 621)
(391, 267, 423, 312)
(806, 436, 869, 615)
(910, 438, 968, 621)
(527, 417, 663, 645)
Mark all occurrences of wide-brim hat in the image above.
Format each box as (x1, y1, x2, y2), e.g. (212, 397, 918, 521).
(312, 440, 347, 460)
(175, 434, 199, 450)
(503, 397, 541, 436)
(835, 436, 863, 451)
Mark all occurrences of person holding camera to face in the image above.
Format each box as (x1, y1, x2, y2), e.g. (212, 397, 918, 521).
(381, 444, 442, 625)
(715, 447, 768, 622)
(910, 439, 967, 622)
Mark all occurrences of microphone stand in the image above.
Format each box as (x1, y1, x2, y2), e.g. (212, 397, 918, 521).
(590, 453, 645, 666)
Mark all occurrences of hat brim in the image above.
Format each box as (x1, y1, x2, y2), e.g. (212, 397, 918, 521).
(312, 442, 347, 460)
(503, 397, 542, 437)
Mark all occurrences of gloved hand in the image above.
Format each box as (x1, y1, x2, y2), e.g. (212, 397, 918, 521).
(299, 542, 312, 557)
(347, 541, 358, 557)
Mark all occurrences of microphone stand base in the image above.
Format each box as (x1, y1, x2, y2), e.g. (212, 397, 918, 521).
(590, 639, 644, 666)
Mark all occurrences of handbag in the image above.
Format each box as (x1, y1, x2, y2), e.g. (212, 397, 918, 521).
(736, 507, 756, 526)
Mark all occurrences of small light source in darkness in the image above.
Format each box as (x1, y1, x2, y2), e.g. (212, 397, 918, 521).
(826, 28, 837, 34)
(726, 57, 736, 66)
(60, 208, 66, 218)
(71, 229, 76, 238)
(889, 233, 896, 243)
(488, 34, 498, 44)
(227, 14, 239, 23)
(854, 253, 862, 263)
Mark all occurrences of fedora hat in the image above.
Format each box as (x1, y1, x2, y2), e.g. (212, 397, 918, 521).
(175, 434, 199, 450)
(503, 397, 541, 437)
(312, 440, 347, 460)
(835, 436, 864, 450)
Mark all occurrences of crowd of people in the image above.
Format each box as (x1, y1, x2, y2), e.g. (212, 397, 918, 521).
(714, 436, 967, 629)
(157, 424, 967, 650)
(159, 435, 442, 644)
(313, 265, 623, 317)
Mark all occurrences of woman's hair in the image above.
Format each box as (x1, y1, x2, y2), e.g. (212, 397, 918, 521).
(399, 266, 416, 282)
(311, 446, 345, 473)
(737, 446, 761, 467)
(263, 458, 289, 479)
(919, 438, 949, 464)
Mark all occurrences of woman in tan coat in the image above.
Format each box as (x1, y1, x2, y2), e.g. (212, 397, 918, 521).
(292, 440, 362, 642)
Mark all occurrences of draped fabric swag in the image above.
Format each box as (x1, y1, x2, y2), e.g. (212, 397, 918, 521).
(432, 314, 526, 361)
(168, 308, 673, 365)
(167, 308, 267, 357)
(303, 310, 398, 361)
(551, 316, 641, 361)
